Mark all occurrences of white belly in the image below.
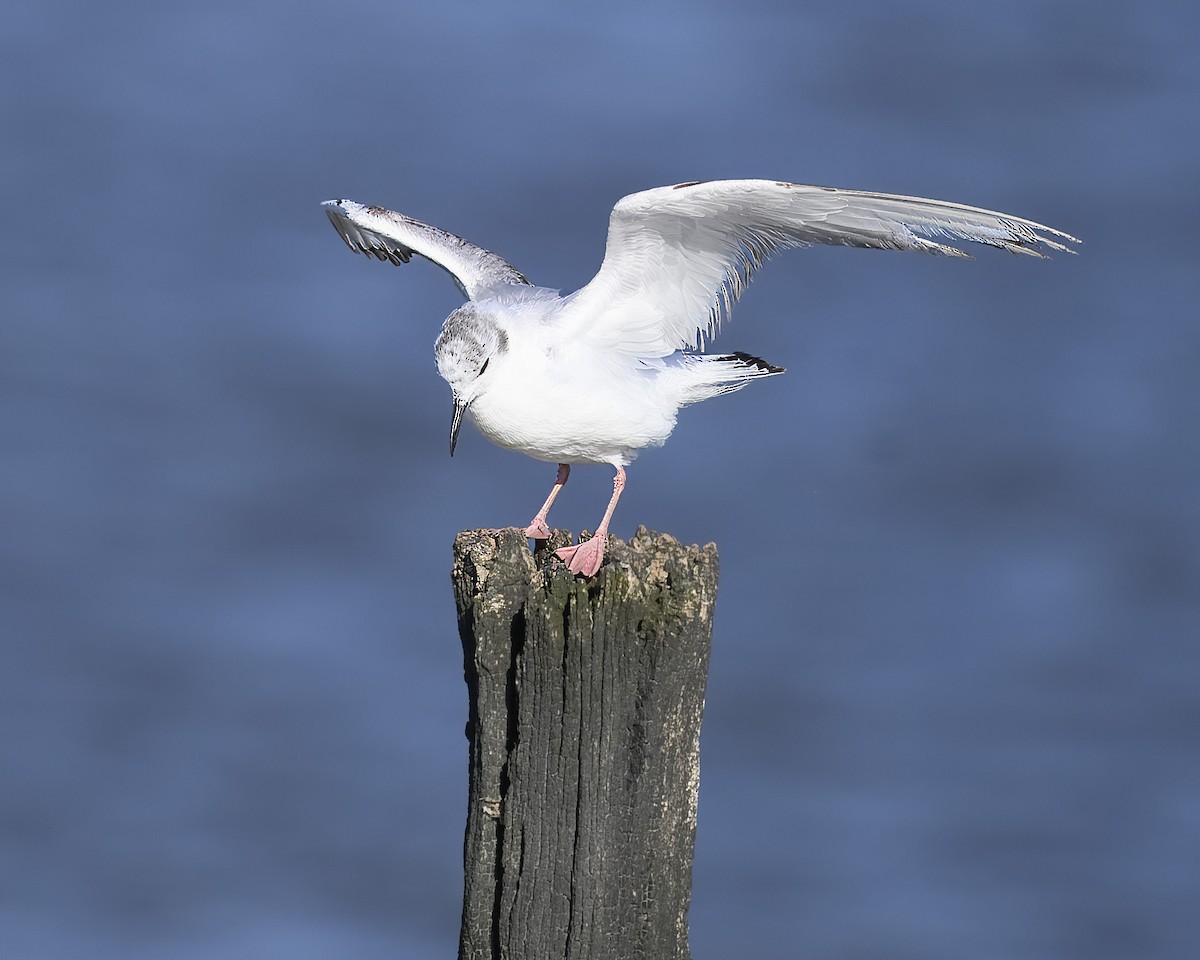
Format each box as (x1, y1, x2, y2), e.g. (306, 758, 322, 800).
(465, 364, 678, 466)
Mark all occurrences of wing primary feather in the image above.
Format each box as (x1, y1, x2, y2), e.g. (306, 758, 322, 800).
(321, 199, 531, 300)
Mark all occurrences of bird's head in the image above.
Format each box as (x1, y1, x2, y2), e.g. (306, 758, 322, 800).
(434, 305, 508, 455)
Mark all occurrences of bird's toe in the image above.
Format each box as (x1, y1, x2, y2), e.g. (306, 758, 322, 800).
(523, 518, 553, 539)
(556, 535, 607, 577)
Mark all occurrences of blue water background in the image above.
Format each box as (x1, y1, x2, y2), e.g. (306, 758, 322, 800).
(2, 2, 1197, 957)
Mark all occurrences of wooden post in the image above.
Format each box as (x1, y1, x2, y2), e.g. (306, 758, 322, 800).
(451, 526, 719, 960)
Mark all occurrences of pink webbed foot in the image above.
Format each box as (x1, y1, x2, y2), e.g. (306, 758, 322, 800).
(523, 518, 552, 539)
(556, 534, 608, 577)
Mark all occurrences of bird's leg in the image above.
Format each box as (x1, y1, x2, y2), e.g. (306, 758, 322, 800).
(523, 464, 570, 539)
(556, 466, 626, 577)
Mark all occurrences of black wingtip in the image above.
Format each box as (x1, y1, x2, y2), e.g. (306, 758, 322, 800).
(719, 351, 786, 375)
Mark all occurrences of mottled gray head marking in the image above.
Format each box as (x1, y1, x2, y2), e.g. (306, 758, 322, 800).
(434, 305, 508, 455)
(435, 306, 508, 381)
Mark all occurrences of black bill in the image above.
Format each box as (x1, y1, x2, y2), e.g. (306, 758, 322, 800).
(449, 396, 468, 456)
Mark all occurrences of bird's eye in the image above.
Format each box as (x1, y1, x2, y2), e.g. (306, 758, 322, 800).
(479, 359, 490, 376)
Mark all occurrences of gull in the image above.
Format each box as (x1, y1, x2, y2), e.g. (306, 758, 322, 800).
(322, 180, 1077, 576)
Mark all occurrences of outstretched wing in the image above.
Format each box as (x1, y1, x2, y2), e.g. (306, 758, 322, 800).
(561, 179, 1079, 357)
(322, 199, 531, 301)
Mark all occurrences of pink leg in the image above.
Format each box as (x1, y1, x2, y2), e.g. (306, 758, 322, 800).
(556, 466, 626, 577)
(523, 464, 570, 539)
